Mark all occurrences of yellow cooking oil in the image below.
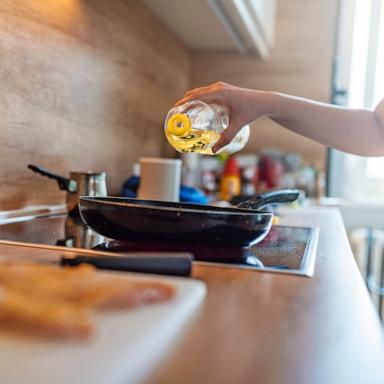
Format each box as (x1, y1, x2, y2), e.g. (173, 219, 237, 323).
(165, 113, 220, 155)
(166, 129, 221, 155)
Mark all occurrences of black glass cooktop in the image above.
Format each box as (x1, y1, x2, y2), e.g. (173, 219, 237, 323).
(0, 214, 318, 276)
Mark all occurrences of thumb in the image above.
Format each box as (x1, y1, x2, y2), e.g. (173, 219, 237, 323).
(212, 123, 240, 153)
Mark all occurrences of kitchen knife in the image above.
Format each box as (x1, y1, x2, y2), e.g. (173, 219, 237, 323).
(61, 253, 193, 277)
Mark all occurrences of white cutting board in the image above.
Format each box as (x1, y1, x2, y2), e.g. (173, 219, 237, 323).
(0, 272, 206, 384)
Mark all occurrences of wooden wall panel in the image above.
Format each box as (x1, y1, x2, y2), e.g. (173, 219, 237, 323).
(0, 0, 189, 210)
(191, 0, 337, 169)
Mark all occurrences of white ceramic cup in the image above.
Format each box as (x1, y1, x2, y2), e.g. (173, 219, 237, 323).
(138, 157, 182, 202)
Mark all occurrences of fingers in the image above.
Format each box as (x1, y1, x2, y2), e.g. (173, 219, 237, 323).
(212, 123, 240, 153)
(185, 82, 227, 96)
(175, 82, 229, 107)
(175, 93, 219, 107)
(184, 85, 210, 96)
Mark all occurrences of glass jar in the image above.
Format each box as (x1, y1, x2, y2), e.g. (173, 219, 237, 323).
(164, 100, 250, 155)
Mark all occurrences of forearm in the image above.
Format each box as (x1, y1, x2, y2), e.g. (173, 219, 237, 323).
(257, 92, 384, 156)
(175, 82, 384, 155)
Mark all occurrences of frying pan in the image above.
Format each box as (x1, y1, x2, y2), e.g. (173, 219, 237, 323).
(79, 189, 300, 247)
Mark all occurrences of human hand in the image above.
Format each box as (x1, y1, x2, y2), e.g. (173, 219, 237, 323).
(175, 82, 269, 152)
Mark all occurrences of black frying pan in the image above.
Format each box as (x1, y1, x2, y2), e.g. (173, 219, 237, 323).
(79, 189, 300, 247)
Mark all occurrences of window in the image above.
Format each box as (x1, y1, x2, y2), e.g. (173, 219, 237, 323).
(330, 0, 384, 200)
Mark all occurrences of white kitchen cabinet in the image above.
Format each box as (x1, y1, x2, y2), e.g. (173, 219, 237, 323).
(142, 0, 276, 57)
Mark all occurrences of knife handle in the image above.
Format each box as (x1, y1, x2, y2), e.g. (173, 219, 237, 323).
(61, 254, 193, 277)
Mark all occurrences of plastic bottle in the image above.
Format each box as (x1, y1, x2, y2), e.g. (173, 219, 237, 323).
(164, 100, 250, 155)
(220, 156, 241, 201)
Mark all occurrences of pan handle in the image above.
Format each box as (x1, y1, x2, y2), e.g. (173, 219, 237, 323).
(236, 189, 301, 210)
(28, 164, 77, 192)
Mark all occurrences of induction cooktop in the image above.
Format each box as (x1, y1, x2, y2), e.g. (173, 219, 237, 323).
(0, 214, 318, 276)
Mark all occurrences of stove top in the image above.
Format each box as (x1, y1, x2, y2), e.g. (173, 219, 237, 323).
(0, 214, 318, 276)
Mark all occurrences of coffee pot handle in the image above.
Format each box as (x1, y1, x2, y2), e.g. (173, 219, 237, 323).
(27, 164, 77, 193)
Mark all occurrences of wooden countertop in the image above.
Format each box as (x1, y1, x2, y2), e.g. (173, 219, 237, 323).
(0, 206, 383, 384)
(149, 206, 384, 384)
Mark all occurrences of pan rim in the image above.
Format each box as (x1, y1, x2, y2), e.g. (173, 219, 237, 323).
(80, 196, 273, 217)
